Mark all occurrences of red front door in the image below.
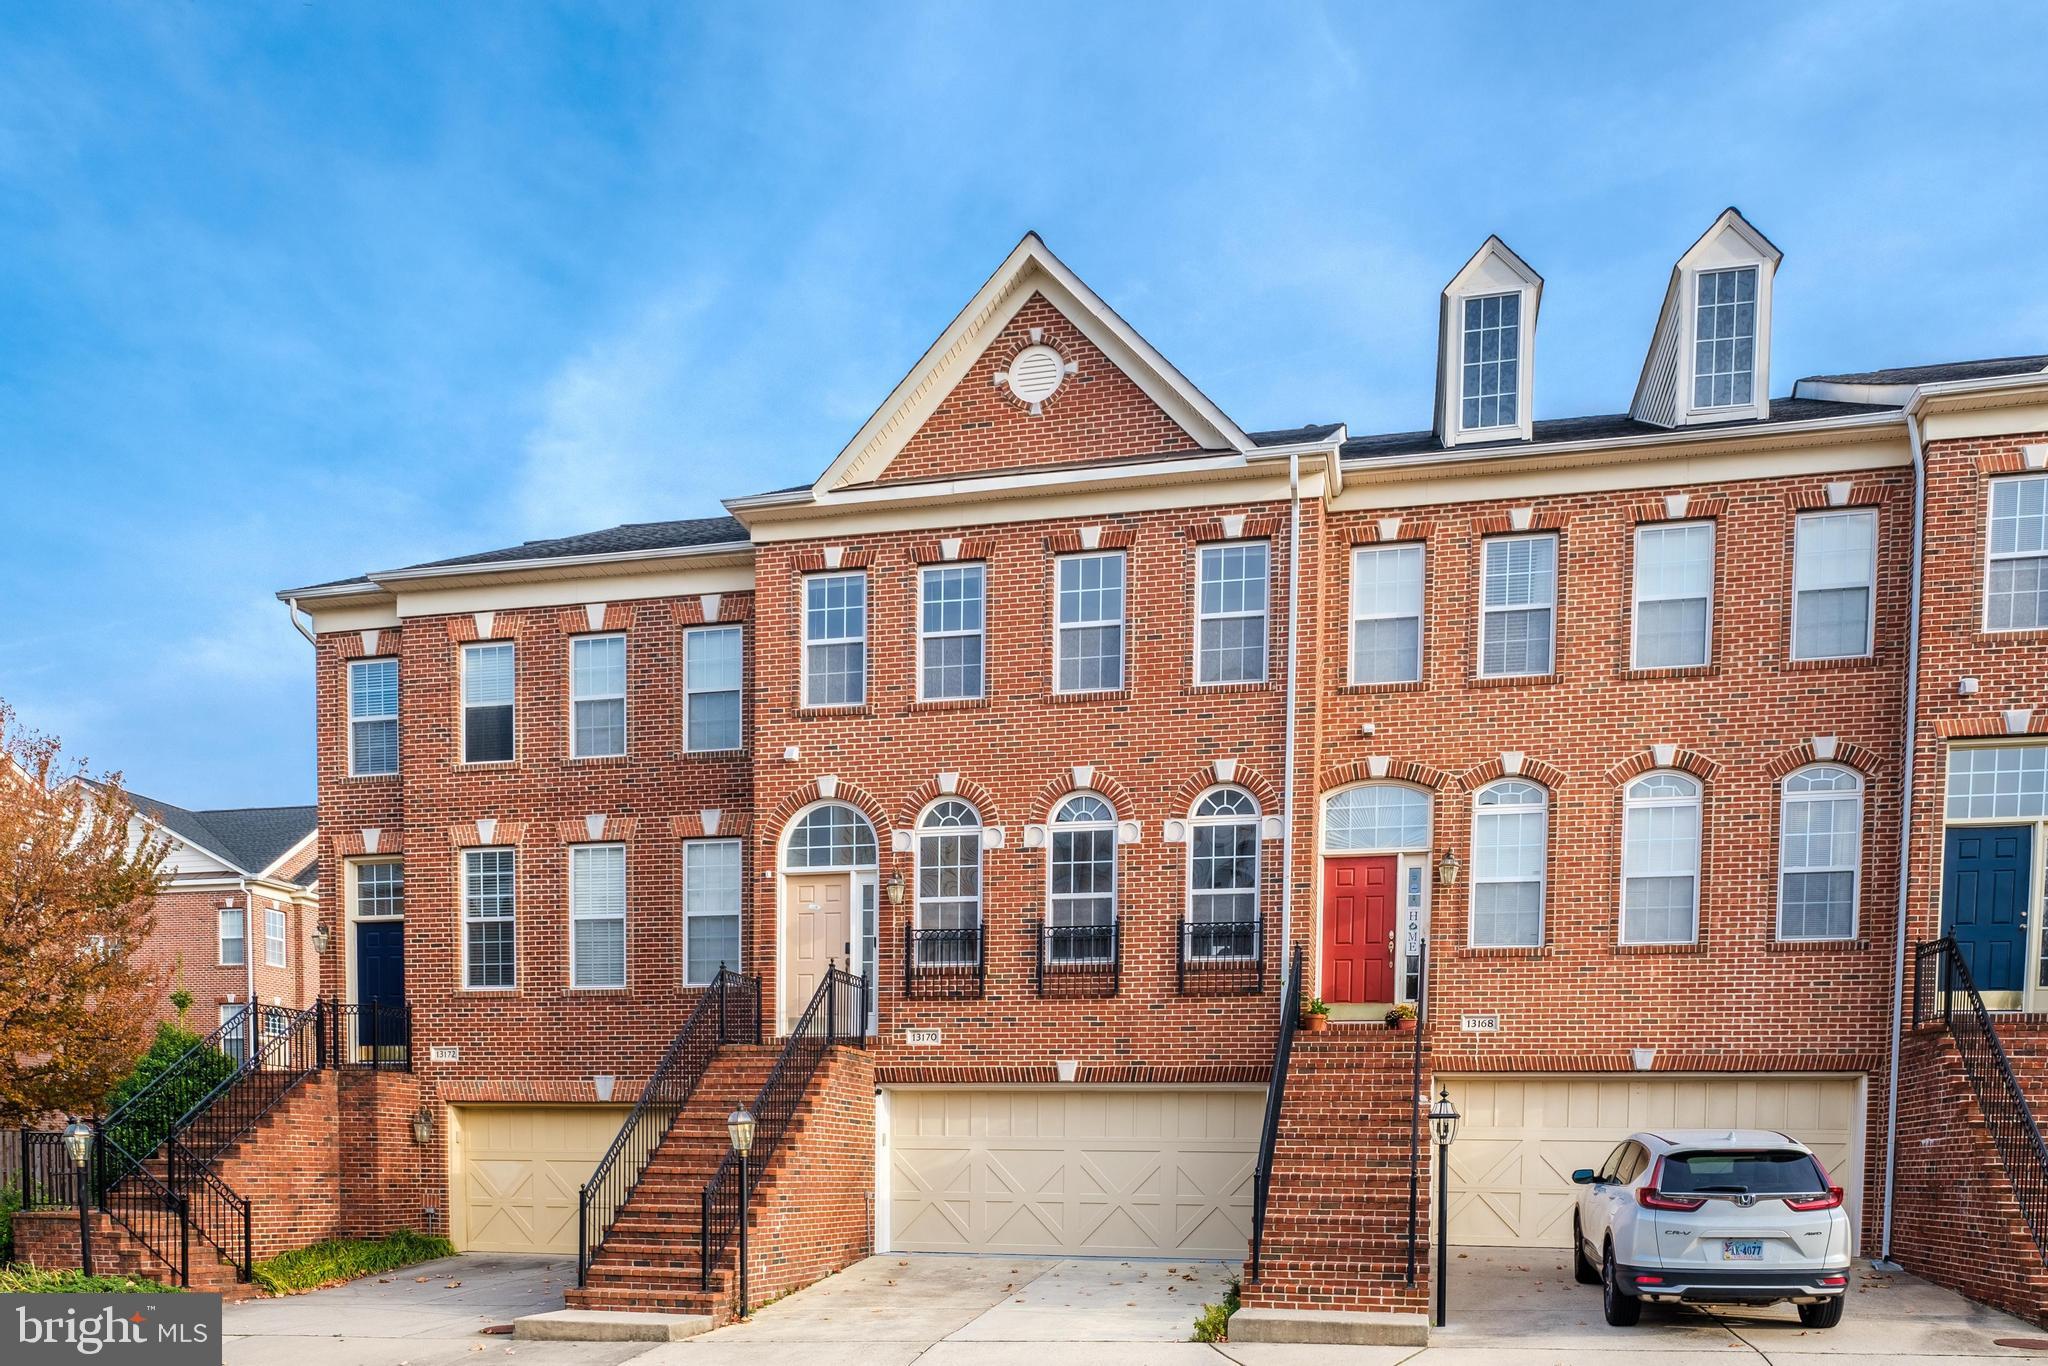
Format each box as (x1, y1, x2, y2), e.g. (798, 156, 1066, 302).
(1323, 855, 1397, 1003)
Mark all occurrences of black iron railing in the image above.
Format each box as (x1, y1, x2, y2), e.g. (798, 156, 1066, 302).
(94, 1127, 194, 1286)
(576, 968, 759, 1286)
(1176, 918, 1263, 995)
(166, 1135, 252, 1279)
(327, 1000, 413, 1070)
(700, 964, 867, 1291)
(1035, 920, 1120, 997)
(174, 1003, 324, 1164)
(1913, 935, 2048, 1259)
(1249, 943, 1304, 1283)
(1405, 939, 1430, 1284)
(904, 925, 985, 998)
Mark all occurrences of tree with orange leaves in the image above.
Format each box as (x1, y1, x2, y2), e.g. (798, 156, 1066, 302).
(0, 700, 168, 1124)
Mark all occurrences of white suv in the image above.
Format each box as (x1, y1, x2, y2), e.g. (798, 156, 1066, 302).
(1571, 1129, 1852, 1328)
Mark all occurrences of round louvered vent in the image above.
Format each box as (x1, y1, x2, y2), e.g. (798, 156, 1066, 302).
(1006, 344, 1065, 403)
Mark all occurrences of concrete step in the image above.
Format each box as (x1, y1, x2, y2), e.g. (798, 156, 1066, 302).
(515, 1309, 712, 1342)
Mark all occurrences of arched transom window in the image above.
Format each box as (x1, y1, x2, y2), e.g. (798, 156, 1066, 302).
(1621, 772, 1701, 945)
(1779, 765, 1862, 941)
(1188, 787, 1260, 960)
(1323, 783, 1432, 853)
(1471, 779, 1547, 948)
(1049, 793, 1117, 963)
(784, 803, 877, 870)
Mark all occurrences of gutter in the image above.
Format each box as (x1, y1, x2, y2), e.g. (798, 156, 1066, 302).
(285, 598, 316, 645)
(1280, 449, 1302, 1019)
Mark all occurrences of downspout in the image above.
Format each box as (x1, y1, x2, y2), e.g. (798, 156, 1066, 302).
(1876, 408, 1929, 1269)
(1280, 450, 1302, 1021)
(285, 598, 316, 646)
(241, 875, 256, 1056)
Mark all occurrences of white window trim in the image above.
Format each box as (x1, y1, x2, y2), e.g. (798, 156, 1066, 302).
(1192, 541, 1271, 686)
(1776, 766, 1864, 942)
(1468, 780, 1548, 948)
(347, 657, 399, 778)
(1790, 509, 1878, 661)
(1984, 474, 2048, 634)
(914, 799, 985, 935)
(1619, 772, 1703, 946)
(569, 634, 628, 760)
(460, 641, 517, 765)
(682, 624, 744, 753)
(1053, 550, 1127, 696)
(264, 906, 287, 968)
(461, 846, 517, 991)
(217, 906, 245, 967)
(801, 571, 868, 709)
(568, 843, 628, 990)
(1687, 265, 1762, 413)
(1186, 786, 1261, 959)
(1349, 543, 1425, 686)
(683, 838, 744, 986)
(917, 563, 987, 703)
(1457, 289, 1525, 434)
(347, 858, 406, 922)
(1477, 532, 1558, 679)
(1630, 521, 1715, 670)
(1047, 792, 1119, 959)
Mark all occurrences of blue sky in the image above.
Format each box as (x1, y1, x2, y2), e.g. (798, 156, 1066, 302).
(3, 2, 2045, 808)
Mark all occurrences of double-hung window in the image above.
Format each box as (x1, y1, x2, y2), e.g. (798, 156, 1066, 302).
(463, 847, 516, 989)
(1350, 544, 1424, 684)
(1692, 266, 1758, 410)
(462, 642, 516, 763)
(683, 839, 742, 986)
(1188, 788, 1259, 959)
(1778, 765, 1862, 941)
(1987, 474, 2048, 631)
(1479, 534, 1556, 677)
(1055, 551, 1125, 693)
(1792, 510, 1876, 660)
(1048, 793, 1117, 962)
(1621, 772, 1702, 944)
(569, 844, 627, 989)
(219, 1004, 250, 1066)
(1632, 522, 1715, 669)
(1470, 780, 1547, 947)
(916, 801, 983, 965)
(570, 635, 626, 758)
(1461, 292, 1520, 430)
(348, 658, 398, 776)
(218, 907, 245, 966)
(1195, 543, 1269, 684)
(919, 564, 986, 701)
(264, 907, 287, 967)
(684, 626, 743, 751)
(803, 573, 866, 707)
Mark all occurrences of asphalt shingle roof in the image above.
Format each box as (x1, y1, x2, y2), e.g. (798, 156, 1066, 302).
(1800, 356, 2048, 387)
(1339, 397, 1898, 463)
(129, 791, 317, 877)
(396, 516, 747, 572)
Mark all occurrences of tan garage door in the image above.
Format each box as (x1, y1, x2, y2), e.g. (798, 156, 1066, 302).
(1440, 1074, 1864, 1251)
(888, 1088, 1261, 1257)
(450, 1105, 631, 1253)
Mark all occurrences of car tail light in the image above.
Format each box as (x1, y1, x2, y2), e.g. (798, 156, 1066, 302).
(1821, 1275, 1847, 1286)
(1636, 1158, 1707, 1211)
(1634, 1274, 1665, 1285)
(1784, 1186, 1845, 1211)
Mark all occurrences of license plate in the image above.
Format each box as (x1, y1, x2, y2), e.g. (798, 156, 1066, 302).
(1721, 1239, 1764, 1261)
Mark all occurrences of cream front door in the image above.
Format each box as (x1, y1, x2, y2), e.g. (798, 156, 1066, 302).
(1439, 1073, 1864, 1250)
(788, 873, 850, 1032)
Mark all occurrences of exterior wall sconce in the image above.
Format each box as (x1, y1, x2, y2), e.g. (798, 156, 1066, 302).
(311, 923, 331, 956)
(886, 872, 906, 907)
(411, 1105, 434, 1147)
(1437, 849, 1462, 887)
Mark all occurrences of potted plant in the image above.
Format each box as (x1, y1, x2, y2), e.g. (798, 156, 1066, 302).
(1385, 1003, 1418, 1032)
(1302, 997, 1331, 1033)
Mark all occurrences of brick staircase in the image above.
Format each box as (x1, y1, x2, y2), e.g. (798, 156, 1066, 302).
(567, 1045, 783, 1318)
(12, 1208, 254, 1298)
(1240, 1026, 1432, 1317)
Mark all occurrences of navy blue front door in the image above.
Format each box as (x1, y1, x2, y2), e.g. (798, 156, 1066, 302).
(1942, 825, 2032, 993)
(356, 921, 405, 1008)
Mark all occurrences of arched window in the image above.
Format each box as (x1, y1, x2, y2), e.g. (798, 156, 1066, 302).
(784, 803, 877, 870)
(1189, 787, 1260, 959)
(1323, 783, 1432, 853)
(1779, 765, 1862, 941)
(1622, 772, 1701, 944)
(916, 800, 982, 964)
(1471, 779, 1547, 947)
(1049, 793, 1117, 963)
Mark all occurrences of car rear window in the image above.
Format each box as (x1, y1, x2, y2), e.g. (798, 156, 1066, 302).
(1661, 1149, 1827, 1195)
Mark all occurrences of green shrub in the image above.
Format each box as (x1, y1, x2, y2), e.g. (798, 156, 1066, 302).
(99, 1021, 239, 1173)
(1191, 1276, 1242, 1342)
(0, 1266, 183, 1294)
(0, 1184, 19, 1263)
(252, 1230, 456, 1296)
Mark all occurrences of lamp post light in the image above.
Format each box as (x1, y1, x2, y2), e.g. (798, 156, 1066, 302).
(62, 1119, 93, 1277)
(727, 1104, 756, 1317)
(1428, 1088, 1460, 1328)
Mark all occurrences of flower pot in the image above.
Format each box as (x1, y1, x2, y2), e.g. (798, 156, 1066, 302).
(1387, 1017, 1417, 1033)
(1303, 1013, 1330, 1033)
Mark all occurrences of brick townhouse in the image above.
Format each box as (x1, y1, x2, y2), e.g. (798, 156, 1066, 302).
(22, 210, 2045, 1332)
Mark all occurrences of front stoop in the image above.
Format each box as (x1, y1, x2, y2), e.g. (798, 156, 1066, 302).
(513, 1309, 713, 1342)
(1229, 1308, 1431, 1346)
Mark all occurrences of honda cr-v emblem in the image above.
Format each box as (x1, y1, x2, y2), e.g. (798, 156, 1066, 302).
(1733, 1194, 1756, 1208)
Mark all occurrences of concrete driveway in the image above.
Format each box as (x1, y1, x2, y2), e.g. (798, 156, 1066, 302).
(223, 1246, 2048, 1365)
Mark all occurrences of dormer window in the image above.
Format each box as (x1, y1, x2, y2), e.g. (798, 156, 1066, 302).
(1461, 293, 1520, 430)
(1435, 237, 1541, 447)
(1692, 266, 1758, 410)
